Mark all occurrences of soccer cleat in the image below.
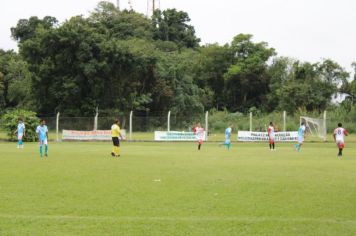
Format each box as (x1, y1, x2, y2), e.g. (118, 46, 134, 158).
(111, 152, 115, 157)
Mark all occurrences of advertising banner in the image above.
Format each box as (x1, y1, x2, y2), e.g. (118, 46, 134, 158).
(237, 131, 298, 142)
(62, 130, 126, 141)
(154, 131, 206, 141)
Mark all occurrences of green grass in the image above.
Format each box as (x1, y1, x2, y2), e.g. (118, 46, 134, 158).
(0, 141, 356, 235)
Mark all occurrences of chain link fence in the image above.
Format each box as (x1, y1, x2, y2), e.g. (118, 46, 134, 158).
(3, 110, 348, 141)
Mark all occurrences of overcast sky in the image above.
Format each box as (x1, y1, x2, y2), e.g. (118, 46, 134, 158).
(1, 0, 356, 72)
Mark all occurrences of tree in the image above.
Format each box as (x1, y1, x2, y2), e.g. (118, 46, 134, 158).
(11, 16, 58, 43)
(223, 34, 275, 111)
(0, 50, 33, 110)
(268, 59, 347, 113)
(192, 44, 233, 110)
(152, 9, 200, 48)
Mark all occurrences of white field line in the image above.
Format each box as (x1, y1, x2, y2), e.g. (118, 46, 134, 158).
(0, 214, 355, 225)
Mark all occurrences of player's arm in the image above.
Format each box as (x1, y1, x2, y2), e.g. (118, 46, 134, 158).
(344, 129, 349, 136)
(333, 131, 336, 141)
(14, 128, 18, 135)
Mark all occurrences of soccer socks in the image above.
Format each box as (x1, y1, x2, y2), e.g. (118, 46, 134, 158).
(45, 145, 48, 156)
(112, 146, 120, 156)
(39, 145, 43, 157)
(198, 144, 201, 150)
(338, 148, 343, 156)
(269, 144, 272, 149)
(272, 143, 275, 150)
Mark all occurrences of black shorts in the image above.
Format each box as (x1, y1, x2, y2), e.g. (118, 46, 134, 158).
(112, 137, 120, 147)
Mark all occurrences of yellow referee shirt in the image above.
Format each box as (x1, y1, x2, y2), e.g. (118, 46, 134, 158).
(111, 124, 121, 137)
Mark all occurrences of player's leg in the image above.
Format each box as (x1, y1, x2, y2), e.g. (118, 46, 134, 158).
(111, 138, 116, 156)
(17, 134, 21, 148)
(298, 142, 302, 151)
(116, 140, 120, 157)
(44, 139, 48, 157)
(39, 140, 43, 158)
(226, 140, 231, 150)
(198, 140, 202, 150)
(112, 137, 120, 157)
(272, 140, 275, 150)
(337, 142, 344, 157)
(19, 134, 24, 148)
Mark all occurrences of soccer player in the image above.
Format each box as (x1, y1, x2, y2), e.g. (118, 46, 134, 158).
(267, 122, 276, 150)
(111, 119, 122, 157)
(36, 119, 49, 158)
(193, 123, 205, 150)
(333, 123, 348, 157)
(294, 122, 306, 152)
(14, 118, 25, 148)
(223, 124, 233, 150)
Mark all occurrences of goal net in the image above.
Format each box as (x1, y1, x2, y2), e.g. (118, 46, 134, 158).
(300, 116, 327, 141)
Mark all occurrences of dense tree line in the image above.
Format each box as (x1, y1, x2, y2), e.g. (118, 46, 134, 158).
(0, 1, 353, 116)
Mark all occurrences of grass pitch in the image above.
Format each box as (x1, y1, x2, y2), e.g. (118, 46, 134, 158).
(0, 141, 356, 235)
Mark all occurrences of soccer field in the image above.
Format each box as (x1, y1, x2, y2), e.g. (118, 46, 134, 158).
(0, 141, 356, 235)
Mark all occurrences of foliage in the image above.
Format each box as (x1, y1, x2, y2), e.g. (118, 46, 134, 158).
(2, 1, 353, 117)
(0, 50, 33, 111)
(1, 109, 39, 141)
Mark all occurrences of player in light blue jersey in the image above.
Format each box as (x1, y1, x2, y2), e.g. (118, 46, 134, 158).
(294, 122, 306, 152)
(222, 124, 233, 150)
(14, 118, 26, 148)
(36, 119, 49, 158)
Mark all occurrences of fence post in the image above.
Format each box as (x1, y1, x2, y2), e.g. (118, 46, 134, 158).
(129, 110, 133, 140)
(94, 107, 98, 131)
(323, 110, 327, 141)
(56, 112, 60, 142)
(249, 112, 252, 131)
(283, 111, 286, 131)
(205, 111, 209, 141)
(167, 110, 171, 131)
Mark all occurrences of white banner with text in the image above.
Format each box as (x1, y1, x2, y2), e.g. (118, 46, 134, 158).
(237, 131, 298, 142)
(154, 131, 207, 141)
(62, 130, 126, 141)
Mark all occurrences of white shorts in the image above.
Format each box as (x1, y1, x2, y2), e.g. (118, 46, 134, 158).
(18, 134, 23, 140)
(39, 139, 48, 145)
(298, 137, 304, 144)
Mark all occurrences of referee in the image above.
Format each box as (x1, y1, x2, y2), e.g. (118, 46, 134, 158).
(111, 119, 122, 157)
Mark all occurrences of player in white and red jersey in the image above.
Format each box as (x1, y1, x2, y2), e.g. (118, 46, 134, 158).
(267, 122, 276, 150)
(333, 123, 349, 157)
(193, 123, 205, 150)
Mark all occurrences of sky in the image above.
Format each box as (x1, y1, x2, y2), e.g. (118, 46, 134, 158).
(1, 0, 356, 73)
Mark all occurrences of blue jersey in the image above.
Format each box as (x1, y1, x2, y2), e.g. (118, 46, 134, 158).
(298, 125, 306, 137)
(225, 127, 232, 140)
(36, 125, 48, 141)
(17, 123, 25, 135)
